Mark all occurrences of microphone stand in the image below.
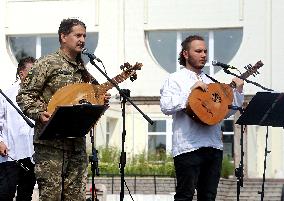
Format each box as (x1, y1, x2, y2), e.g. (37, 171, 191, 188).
(258, 126, 270, 201)
(89, 126, 99, 201)
(224, 68, 274, 200)
(221, 68, 273, 92)
(229, 106, 245, 201)
(84, 55, 153, 201)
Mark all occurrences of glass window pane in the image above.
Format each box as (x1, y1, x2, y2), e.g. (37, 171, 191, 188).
(41, 36, 59, 57)
(148, 120, 166, 132)
(83, 32, 99, 64)
(214, 29, 243, 73)
(9, 36, 36, 62)
(147, 31, 177, 73)
(202, 65, 210, 75)
(223, 135, 234, 158)
(221, 120, 234, 132)
(148, 135, 166, 153)
(106, 121, 110, 133)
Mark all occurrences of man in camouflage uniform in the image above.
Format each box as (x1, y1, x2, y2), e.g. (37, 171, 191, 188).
(16, 19, 110, 201)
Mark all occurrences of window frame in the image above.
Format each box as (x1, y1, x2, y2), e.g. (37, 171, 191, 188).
(147, 119, 172, 154)
(146, 28, 243, 76)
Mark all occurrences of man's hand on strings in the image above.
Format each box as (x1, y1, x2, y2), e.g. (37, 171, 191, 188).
(232, 77, 244, 93)
(39, 111, 51, 124)
(104, 93, 111, 106)
(191, 81, 208, 92)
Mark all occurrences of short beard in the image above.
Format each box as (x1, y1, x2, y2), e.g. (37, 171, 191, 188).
(187, 58, 204, 69)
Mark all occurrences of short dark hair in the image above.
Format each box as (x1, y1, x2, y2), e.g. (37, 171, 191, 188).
(58, 18, 86, 43)
(16, 56, 36, 81)
(178, 35, 205, 66)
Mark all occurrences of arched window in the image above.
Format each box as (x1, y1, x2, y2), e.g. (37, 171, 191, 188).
(7, 33, 98, 64)
(146, 29, 243, 75)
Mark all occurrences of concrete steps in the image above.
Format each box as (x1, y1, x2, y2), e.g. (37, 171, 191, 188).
(215, 178, 283, 201)
(92, 177, 284, 201)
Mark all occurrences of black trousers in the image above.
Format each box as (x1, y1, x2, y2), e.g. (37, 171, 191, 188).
(0, 157, 36, 201)
(174, 147, 223, 201)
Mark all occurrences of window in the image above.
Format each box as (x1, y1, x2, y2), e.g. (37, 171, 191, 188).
(147, 31, 177, 73)
(221, 118, 234, 158)
(148, 120, 167, 155)
(9, 36, 36, 61)
(146, 29, 243, 75)
(106, 117, 117, 147)
(8, 33, 98, 64)
(106, 120, 110, 147)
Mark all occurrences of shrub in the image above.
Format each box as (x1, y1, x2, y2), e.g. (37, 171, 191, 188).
(88, 146, 175, 177)
(88, 146, 234, 179)
(221, 155, 235, 178)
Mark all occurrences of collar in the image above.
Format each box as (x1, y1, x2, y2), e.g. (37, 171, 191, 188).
(183, 67, 204, 79)
(57, 49, 85, 70)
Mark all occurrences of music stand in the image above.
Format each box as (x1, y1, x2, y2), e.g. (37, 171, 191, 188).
(236, 92, 284, 127)
(39, 104, 107, 140)
(38, 104, 107, 201)
(236, 92, 284, 201)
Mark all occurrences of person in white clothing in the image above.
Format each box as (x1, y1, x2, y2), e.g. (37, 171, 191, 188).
(0, 56, 36, 201)
(160, 35, 244, 201)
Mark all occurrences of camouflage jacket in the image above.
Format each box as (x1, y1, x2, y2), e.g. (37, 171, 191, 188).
(16, 49, 92, 150)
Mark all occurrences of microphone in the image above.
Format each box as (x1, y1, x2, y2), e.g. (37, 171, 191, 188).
(81, 48, 102, 62)
(212, 60, 237, 70)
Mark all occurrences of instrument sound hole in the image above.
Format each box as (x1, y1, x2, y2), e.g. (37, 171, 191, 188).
(211, 93, 221, 103)
(79, 99, 91, 104)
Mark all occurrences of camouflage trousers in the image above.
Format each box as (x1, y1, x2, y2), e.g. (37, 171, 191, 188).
(34, 144, 88, 201)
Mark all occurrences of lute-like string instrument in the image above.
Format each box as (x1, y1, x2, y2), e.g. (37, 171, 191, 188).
(186, 61, 264, 125)
(47, 62, 142, 115)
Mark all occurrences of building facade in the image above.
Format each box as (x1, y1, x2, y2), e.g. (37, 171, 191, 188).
(1, 0, 284, 178)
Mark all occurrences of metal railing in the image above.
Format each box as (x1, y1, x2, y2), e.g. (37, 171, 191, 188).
(88, 173, 176, 194)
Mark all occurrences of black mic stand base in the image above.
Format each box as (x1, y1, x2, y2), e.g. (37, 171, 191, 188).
(89, 126, 100, 201)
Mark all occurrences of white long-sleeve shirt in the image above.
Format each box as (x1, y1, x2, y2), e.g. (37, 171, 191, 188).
(0, 82, 34, 163)
(160, 68, 244, 157)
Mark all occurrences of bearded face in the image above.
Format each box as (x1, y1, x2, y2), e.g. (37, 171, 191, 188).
(183, 40, 207, 70)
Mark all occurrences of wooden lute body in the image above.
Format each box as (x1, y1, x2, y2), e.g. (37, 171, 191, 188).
(47, 62, 142, 115)
(186, 61, 263, 125)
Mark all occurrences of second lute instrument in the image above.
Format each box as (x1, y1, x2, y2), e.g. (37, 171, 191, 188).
(186, 61, 264, 125)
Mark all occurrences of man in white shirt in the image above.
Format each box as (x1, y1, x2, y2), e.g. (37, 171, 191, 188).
(0, 57, 36, 201)
(160, 35, 244, 201)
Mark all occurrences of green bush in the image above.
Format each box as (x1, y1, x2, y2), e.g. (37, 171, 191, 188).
(88, 146, 175, 177)
(88, 146, 234, 179)
(221, 155, 235, 178)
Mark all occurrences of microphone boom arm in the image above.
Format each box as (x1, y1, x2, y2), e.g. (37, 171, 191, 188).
(222, 68, 273, 92)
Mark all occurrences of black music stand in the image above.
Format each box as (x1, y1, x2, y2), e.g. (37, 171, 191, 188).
(236, 92, 284, 201)
(39, 104, 107, 140)
(39, 104, 107, 201)
(236, 92, 284, 127)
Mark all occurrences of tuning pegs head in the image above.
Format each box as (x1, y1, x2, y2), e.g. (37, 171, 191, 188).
(244, 64, 252, 70)
(121, 62, 131, 71)
(130, 73, 137, 82)
(135, 62, 143, 70)
(252, 70, 260, 77)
